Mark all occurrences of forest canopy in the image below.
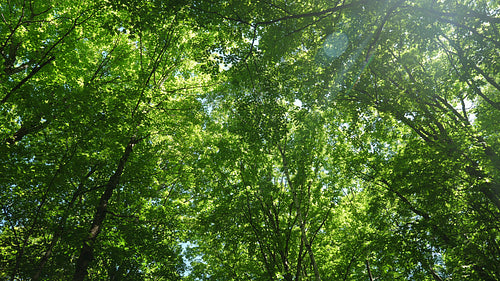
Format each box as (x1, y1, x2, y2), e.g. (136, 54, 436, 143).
(1, 0, 499, 280)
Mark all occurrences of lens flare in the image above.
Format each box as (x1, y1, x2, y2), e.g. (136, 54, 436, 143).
(323, 32, 348, 58)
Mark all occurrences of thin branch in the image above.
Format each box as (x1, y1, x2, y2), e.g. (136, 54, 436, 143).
(106, 210, 139, 221)
(285, 12, 332, 37)
(278, 144, 322, 281)
(242, 26, 257, 63)
(255, 3, 354, 26)
(1, 56, 55, 103)
(0, 1, 26, 53)
(193, 2, 355, 27)
(366, 0, 404, 61)
(412, 5, 500, 48)
(438, 33, 500, 111)
(342, 250, 358, 281)
(366, 259, 374, 281)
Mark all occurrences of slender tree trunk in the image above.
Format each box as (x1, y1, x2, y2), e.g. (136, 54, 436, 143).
(295, 238, 304, 281)
(1, 56, 55, 104)
(366, 259, 374, 281)
(32, 167, 96, 280)
(9, 151, 73, 281)
(278, 145, 321, 281)
(343, 251, 357, 281)
(465, 162, 500, 212)
(429, 266, 444, 281)
(73, 136, 140, 281)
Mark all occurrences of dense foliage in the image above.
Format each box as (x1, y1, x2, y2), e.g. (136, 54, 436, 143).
(1, 0, 499, 280)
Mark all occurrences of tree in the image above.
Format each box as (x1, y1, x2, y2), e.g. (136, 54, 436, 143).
(1, 0, 221, 280)
(1, 0, 499, 280)
(185, 0, 499, 279)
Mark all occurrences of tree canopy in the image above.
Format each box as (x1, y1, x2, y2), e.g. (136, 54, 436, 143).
(1, 0, 499, 280)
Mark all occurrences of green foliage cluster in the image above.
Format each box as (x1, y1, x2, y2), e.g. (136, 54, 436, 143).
(1, 0, 499, 280)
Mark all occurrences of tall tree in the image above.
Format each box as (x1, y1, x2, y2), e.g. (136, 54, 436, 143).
(1, 0, 222, 280)
(1, 0, 499, 280)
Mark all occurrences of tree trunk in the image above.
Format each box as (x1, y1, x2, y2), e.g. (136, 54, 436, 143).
(6, 120, 49, 145)
(279, 145, 322, 281)
(33, 167, 96, 280)
(72, 136, 140, 281)
(366, 259, 374, 281)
